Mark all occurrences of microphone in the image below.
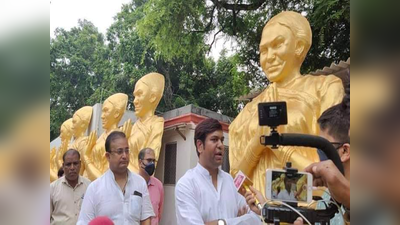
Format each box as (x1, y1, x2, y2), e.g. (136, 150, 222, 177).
(233, 170, 253, 191)
(234, 170, 262, 209)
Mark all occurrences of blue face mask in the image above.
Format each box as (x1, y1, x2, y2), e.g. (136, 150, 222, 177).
(142, 161, 155, 176)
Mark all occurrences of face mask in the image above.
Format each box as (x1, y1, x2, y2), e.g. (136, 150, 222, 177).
(143, 161, 155, 176)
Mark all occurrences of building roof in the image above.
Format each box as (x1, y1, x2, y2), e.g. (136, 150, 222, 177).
(161, 104, 233, 124)
(310, 57, 350, 84)
(162, 104, 233, 132)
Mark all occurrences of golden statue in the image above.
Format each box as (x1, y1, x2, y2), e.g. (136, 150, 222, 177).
(70, 106, 93, 175)
(50, 118, 73, 182)
(50, 147, 58, 182)
(229, 11, 344, 193)
(55, 118, 74, 169)
(272, 174, 286, 195)
(296, 174, 307, 201)
(122, 72, 165, 173)
(84, 93, 128, 181)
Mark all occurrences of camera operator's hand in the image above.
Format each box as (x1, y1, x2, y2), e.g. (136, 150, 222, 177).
(305, 160, 350, 209)
(244, 186, 266, 215)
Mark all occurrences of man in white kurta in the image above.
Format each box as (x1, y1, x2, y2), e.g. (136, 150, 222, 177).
(77, 131, 154, 225)
(175, 118, 261, 225)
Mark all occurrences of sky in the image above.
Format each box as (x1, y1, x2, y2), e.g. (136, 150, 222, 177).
(50, 0, 234, 60)
(50, 0, 131, 37)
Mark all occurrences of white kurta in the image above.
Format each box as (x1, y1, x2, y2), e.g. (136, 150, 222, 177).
(77, 169, 154, 225)
(175, 163, 261, 225)
(277, 189, 296, 202)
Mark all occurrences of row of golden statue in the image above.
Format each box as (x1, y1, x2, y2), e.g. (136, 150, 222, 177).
(50, 11, 345, 193)
(50, 72, 166, 182)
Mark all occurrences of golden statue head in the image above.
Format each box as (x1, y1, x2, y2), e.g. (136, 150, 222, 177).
(133, 72, 165, 118)
(72, 106, 93, 138)
(59, 118, 73, 142)
(101, 93, 128, 130)
(260, 11, 312, 82)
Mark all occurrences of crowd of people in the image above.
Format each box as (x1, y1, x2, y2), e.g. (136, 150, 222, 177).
(50, 132, 164, 225)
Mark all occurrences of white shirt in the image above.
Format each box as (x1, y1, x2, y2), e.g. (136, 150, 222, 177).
(77, 169, 155, 225)
(50, 176, 91, 225)
(277, 189, 296, 201)
(175, 163, 261, 225)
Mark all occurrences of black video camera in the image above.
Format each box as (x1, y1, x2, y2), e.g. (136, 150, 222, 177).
(258, 102, 344, 224)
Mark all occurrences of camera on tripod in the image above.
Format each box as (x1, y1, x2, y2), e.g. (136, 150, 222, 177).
(257, 102, 344, 225)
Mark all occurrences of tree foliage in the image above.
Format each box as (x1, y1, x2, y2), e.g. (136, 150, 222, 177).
(50, 20, 109, 139)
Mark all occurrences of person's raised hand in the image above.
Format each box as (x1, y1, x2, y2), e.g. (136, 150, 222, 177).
(244, 189, 260, 215)
(305, 160, 350, 209)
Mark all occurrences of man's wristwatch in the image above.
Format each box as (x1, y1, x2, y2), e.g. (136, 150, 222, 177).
(218, 219, 226, 225)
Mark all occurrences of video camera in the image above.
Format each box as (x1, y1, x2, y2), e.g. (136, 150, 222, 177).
(258, 102, 344, 225)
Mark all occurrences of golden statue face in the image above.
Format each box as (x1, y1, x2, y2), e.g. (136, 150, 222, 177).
(71, 106, 92, 138)
(72, 115, 88, 137)
(260, 23, 298, 82)
(60, 125, 73, 141)
(59, 119, 73, 141)
(133, 80, 154, 118)
(101, 100, 117, 130)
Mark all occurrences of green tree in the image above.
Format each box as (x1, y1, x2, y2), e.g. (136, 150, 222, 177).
(50, 20, 110, 139)
(106, 2, 249, 117)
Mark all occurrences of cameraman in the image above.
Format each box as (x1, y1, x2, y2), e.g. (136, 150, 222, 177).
(310, 86, 350, 211)
(309, 84, 350, 222)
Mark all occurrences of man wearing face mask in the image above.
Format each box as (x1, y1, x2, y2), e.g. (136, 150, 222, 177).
(138, 148, 164, 225)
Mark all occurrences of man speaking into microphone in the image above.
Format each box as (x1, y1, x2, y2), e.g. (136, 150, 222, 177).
(175, 118, 260, 225)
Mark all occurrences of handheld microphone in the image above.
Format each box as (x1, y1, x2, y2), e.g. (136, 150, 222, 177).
(233, 170, 253, 191)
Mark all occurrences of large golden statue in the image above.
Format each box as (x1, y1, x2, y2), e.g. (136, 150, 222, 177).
(123, 72, 165, 173)
(229, 11, 344, 192)
(50, 118, 73, 182)
(70, 106, 93, 175)
(84, 93, 128, 181)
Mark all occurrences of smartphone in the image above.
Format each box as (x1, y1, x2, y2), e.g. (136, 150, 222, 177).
(265, 169, 313, 204)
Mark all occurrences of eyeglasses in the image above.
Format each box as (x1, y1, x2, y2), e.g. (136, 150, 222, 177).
(330, 142, 345, 150)
(111, 149, 130, 155)
(142, 158, 157, 163)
